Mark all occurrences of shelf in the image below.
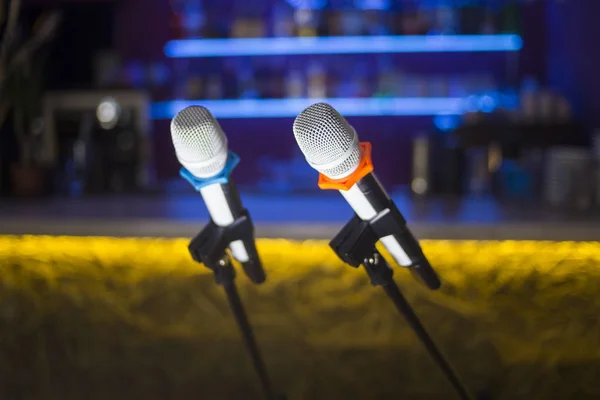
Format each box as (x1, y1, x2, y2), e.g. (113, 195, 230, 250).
(163, 34, 523, 58)
(151, 97, 472, 119)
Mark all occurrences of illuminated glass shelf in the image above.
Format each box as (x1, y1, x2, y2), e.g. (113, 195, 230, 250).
(163, 34, 523, 58)
(151, 97, 480, 119)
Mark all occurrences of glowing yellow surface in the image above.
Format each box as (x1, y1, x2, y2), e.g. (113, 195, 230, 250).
(2, 236, 600, 398)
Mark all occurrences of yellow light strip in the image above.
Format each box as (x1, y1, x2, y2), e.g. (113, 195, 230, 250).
(2, 235, 600, 274)
(2, 235, 600, 369)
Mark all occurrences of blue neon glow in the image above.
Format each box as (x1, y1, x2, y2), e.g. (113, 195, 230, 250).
(285, 0, 327, 9)
(164, 35, 523, 58)
(433, 113, 461, 132)
(354, 0, 390, 10)
(152, 97, 473, 120)
(478, 94, 497, 113)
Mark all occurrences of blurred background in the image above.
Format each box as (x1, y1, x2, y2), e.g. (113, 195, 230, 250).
(5, 2, 600, 399)
(1, 0, 599, 235)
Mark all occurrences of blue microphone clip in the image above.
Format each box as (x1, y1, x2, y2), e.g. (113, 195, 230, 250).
(179, 150, 240, 191)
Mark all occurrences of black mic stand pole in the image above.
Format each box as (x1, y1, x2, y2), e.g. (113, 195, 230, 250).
(330, 204, 475, 400)
(188, 211, 281, 400)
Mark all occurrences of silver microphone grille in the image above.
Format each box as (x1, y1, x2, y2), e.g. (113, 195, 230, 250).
(170, 105, 228, 178)
(292, 103, 361, 179)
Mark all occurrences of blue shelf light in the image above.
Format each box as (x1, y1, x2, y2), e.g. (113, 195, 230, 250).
(151, 97, 472, 120)
(164, 35, 523, 58)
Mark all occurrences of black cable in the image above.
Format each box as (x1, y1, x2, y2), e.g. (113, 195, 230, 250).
(381, 280, 474, 400)
(219, 271, 278, 400)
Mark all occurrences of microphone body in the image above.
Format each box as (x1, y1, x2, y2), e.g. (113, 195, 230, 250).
(171, 105, 265, 283)
(340, 173, 440, 289)
(199, 178, 263, 279)
(292, 102, 440, 289)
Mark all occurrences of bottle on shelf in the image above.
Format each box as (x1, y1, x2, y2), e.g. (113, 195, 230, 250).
(374, 56, 399, 98)
(271, 2, 295, 37)
(545, 147, 594, 209)
(411, 133, 431, 196)
(458, 2, 484, 35)
(480, 2, 498, 35)
(294, 8, 320, 37)
(306, 61, 328, 98)
(544, 147, 582, 207)
(169, 2, 183, 40)
(466, 147, 492, 196)
(206, 9, 230, 39)
(324, 10, 340, 36)
(555, 95, 573, 123)
(122, 60, 146, 89)
(431, 1, 457, 35)
(237, 65, 260, 99)
(231, 0, 267, 38)
(340, 59, 370, 98)
(147, 61, 170, 88)
(285, 69, 305, 99)
(335, 69, 355, 98)
(517, 148, 544, 201)
(519, 76, 541, 124)
(180, 0, 206, 38)
(217, 59, 234, 99)
(428, 75, 449, 98)
(339, 9, 365, 36)
(364, 9, 390, 35)
(231, 17, 266, 38)
(171, 59, 189, 99)
(500, 0, 520, 34)
(400, 5, 430, 35)
(402, 73, 427, 98)
(447, 75, 468, 98)
(205, 73, 224, 100)
(185, 75, 204, 100)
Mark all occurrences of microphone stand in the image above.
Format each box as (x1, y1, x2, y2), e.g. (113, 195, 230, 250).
(182, 152, 282, 400)
(188, 212, 280, 400)
(330, 203, 475, 400)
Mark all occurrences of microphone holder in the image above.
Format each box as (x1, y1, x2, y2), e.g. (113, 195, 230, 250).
(188, 211, 280, 400)
(330, 203, 475, 400)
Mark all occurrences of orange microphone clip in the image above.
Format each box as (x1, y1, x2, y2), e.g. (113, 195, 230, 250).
(317, 142, 374, 191)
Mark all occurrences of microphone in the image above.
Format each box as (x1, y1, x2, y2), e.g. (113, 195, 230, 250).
(292, 103, 441, 290)
(170, 105, 266, 284)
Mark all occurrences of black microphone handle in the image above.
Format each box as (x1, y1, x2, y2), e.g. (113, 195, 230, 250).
(356, 174, 441, 290)
(219, 179, 266, 284)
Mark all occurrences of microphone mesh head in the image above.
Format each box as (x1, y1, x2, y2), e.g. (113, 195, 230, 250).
(293, 103, 361, 179)
(170, 105, 228, 178)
